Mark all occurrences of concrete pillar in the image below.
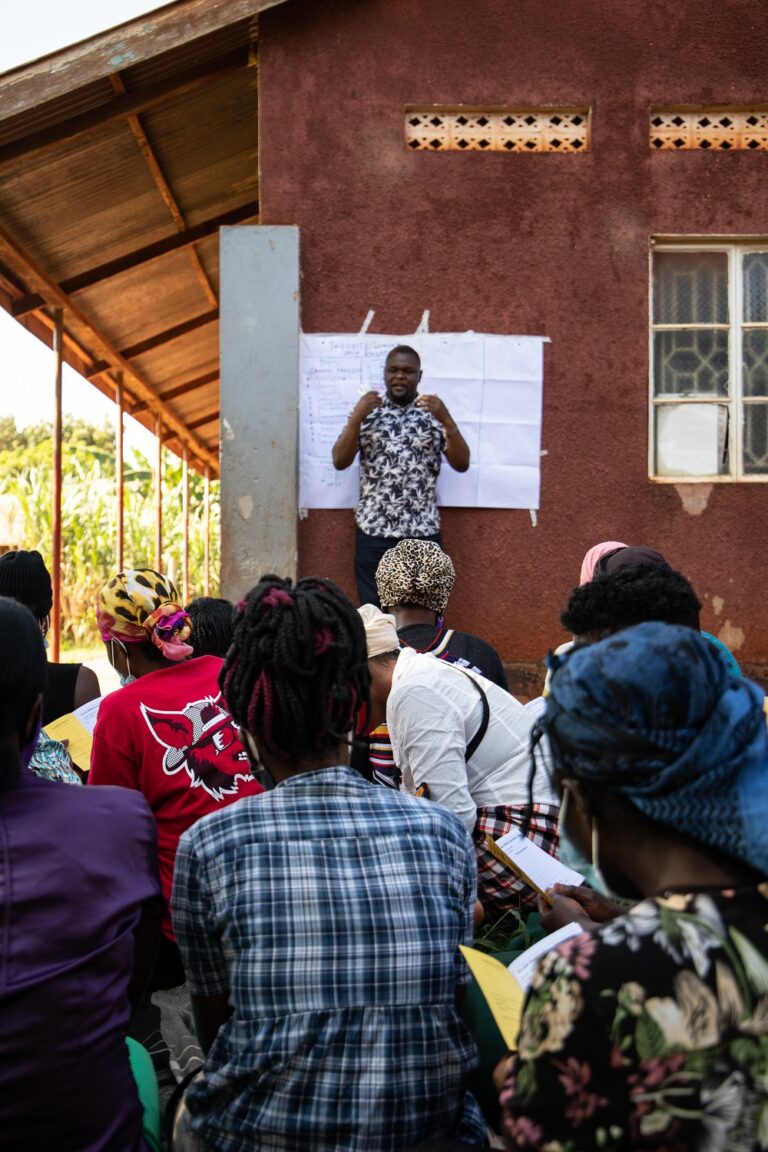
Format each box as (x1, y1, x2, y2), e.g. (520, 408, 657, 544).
(219, 225, 300, 600)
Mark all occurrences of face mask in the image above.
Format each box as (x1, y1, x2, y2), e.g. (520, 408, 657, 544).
(119, 673, 136, 687)
(19, 718, 42, 769)
(558, 785, 614, 898)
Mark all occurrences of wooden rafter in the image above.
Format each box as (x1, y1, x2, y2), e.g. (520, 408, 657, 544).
(187, 411, 219, 430)
(131, 370, 219, 416)
(109, 72, 219, 310)
(0, 220, 218, 472)
(86, 310, 218, 377)
(0, 48, 245, 166)
(12, 202, 259, 318)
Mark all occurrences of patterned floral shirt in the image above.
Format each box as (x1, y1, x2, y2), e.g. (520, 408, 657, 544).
(356, 398, 445, 537)
(501, 886, 768, 1151)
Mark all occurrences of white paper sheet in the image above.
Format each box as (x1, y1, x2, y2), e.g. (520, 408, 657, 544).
(508, 922, 584, 992)
(299, 332, 547, 510)
(494, 827, 586, 891)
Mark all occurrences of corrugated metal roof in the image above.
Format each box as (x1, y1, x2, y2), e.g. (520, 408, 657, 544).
(0, 0, 285, 473)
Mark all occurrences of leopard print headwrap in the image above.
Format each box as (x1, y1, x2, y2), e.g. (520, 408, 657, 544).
(375, 539, 455, 615)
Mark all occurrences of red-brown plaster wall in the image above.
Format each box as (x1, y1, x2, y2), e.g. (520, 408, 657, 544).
(259, 0, 768, 666)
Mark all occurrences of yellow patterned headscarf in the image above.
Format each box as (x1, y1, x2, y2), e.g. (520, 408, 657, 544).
(97, 568, 193, 661)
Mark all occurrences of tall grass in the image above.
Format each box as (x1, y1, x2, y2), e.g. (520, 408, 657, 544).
(0, 431, 220, 647)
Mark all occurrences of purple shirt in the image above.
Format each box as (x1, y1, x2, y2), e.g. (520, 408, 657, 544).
(0, 768, 163, 1150)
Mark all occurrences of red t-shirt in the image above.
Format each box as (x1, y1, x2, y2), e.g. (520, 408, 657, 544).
(89, 655, 263, 937)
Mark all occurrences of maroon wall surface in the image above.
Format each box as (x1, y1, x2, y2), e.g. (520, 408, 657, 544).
(259, 0, 768, 669)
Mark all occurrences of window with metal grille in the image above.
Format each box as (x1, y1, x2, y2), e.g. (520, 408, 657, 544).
(650, 245, 768, 480)
(405, 107, 590, 152)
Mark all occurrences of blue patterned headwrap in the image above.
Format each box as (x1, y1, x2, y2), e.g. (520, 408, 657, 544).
(543, 621, 768, 874)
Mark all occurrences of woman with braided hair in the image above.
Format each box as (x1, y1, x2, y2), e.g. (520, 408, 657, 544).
(170, 575, 485, 1152)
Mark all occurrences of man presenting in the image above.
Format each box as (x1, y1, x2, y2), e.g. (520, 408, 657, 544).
(332, 345, 470, 606)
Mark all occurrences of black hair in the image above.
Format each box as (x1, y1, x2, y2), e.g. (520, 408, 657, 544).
(0, 597, 47, 790)
(220, 575, 371, 762)
(561, 565, 702, 637)
(386, 344, 421, 366)
(185, 597, 235, 659)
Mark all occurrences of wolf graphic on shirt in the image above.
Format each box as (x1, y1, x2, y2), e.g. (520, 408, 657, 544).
(140, 694, 252, 801)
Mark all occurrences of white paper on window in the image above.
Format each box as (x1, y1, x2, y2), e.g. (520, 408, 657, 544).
(656, 403, 722, 477)
(298, 332, 547, 510)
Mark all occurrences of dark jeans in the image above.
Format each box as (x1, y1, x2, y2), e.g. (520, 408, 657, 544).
(354, 528, 442, 607)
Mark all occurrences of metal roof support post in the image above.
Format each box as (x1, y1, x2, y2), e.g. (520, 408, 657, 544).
(155, 418, 163, 573)
(115, 372, 124, 571)
(182, 448, 189, 603)
(203, 466, 210, 596)
(51, 307, 63, 662)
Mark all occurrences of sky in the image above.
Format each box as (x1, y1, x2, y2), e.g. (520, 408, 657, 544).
(0, 1, 167, 450)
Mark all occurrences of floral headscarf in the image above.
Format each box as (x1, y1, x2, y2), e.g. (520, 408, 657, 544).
(97, 568, 193, 662)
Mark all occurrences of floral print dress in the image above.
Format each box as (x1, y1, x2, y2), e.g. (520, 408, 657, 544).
(501, 886, 768, 1151)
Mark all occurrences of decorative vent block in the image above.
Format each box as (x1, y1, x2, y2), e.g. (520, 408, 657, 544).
(405, 108, 590, 152)
(650, 109, 768, 150)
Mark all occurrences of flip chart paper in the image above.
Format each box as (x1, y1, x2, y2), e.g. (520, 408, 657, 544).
(299, 333, 547, 510)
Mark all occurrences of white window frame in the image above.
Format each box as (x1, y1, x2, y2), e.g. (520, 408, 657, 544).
(649, 239, 768, 482)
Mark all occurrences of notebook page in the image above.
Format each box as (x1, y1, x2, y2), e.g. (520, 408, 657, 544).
(508, 922, 584, 992)
(494, 828, 586, 892)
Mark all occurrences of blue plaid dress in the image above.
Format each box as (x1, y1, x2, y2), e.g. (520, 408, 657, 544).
(171, 766, 485, 1151)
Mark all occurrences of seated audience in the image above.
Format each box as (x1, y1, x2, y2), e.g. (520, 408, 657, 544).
(89, 568, 263, 984)
(359, 603, 557, 916)
(0, 548, 99, 723)
(499, 621, 768, 1149)
(170, 575, 485, 1151)
(0, 596, 163, 1150)
(376, 539, 508, 687)
(185, 597, 235, 658)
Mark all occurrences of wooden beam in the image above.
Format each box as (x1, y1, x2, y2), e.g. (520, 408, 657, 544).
(187, 411, 219, 430)
(11, 202, 258, 317)
(0, 220, 218, 472)
(116, 374, 125, 572)
(110, 72, 219, 310)
(0, 0, 280, 122)
(0, 48, 245, 167)
(87, 309, 218, 376)
(204, 466, 211, 596)
(155, 418, 163, 572)
(131, 370, 218, 416)
(51, 308, 63, 662)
